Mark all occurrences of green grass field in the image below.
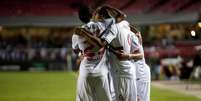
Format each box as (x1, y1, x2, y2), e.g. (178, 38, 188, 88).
(0, 72, 200, 101)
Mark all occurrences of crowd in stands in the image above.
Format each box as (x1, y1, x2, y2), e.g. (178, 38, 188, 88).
(0, 35, 71, 67)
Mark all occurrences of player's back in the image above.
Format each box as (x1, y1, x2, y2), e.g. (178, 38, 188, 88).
(74, 21, 108, 77)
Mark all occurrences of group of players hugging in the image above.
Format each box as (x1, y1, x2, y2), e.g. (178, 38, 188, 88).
(72, 4, 151, 101)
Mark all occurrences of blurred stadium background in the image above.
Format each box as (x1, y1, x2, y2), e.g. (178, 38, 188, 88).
(0, 0, 201, 101)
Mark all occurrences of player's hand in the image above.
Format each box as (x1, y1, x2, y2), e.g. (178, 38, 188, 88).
(75, 28, 84, 36)
(75, 28, 81, 35)
(115, 50, 129, 61)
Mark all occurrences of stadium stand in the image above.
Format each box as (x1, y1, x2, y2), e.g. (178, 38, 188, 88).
(153, 0, 191, 13)
(105, 0, 130, 9)
(183, 0, 201, 13)
(0, 0, 200, 79)
(123, 0, 161, 14)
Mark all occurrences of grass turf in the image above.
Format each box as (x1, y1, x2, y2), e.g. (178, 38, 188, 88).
(0, 72, 201, 101)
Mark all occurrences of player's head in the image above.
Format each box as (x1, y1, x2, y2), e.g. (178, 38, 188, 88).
(94, 6, 111, 21)
(78, 5, 92, 24)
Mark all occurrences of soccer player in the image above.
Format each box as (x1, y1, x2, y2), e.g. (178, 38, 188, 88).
(105, 6, 151, 101)
(75, 7, 119, 101)
(109, 15, 150, 101)
(132, 32, 151, 101)
(77, 6, 142, 101)
(72, 5, 112, 101)
(120, 27, 151, 101)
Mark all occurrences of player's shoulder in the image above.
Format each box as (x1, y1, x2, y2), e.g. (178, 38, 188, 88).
(117, 20, 130, 30)
(118, 20, 129, 25)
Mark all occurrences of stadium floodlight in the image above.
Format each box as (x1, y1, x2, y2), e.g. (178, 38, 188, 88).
(190, 30, 196, 37)
(198, 22, 201, 28)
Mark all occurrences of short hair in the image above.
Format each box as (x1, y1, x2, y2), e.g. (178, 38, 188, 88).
(78, 5, 92, 23)
(96, 6, 111, 19)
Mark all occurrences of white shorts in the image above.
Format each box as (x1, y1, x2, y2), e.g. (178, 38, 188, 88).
(76, 74, 112, 101)
(113, 76, 137, 101)
(136, 81, 150, 101)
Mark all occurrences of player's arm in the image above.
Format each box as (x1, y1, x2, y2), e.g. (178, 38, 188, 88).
(105, 5, 141, 39)
(75, 28, 121, 55)
(130, 52, 143, 60)
(104, 5, 127, 23)
(115, 50, 143, 61)
(76, 52, 84, 69)
(72, 34, 81, 54)
(75, 27, 107, 48)
(135, 32, 142, 45)
(75, 27, 101, 47)
(130, 24, 138, 33)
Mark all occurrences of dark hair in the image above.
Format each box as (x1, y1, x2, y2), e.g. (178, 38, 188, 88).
(96, 6, 111, 19)
(78, 5, 92, 23)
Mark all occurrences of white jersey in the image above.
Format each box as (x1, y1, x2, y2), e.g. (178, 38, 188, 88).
(101, 20, 134, 78)
(116, 20, 150, 82)
(100, 19, 137, 101)
(72, 21, 108, 77)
